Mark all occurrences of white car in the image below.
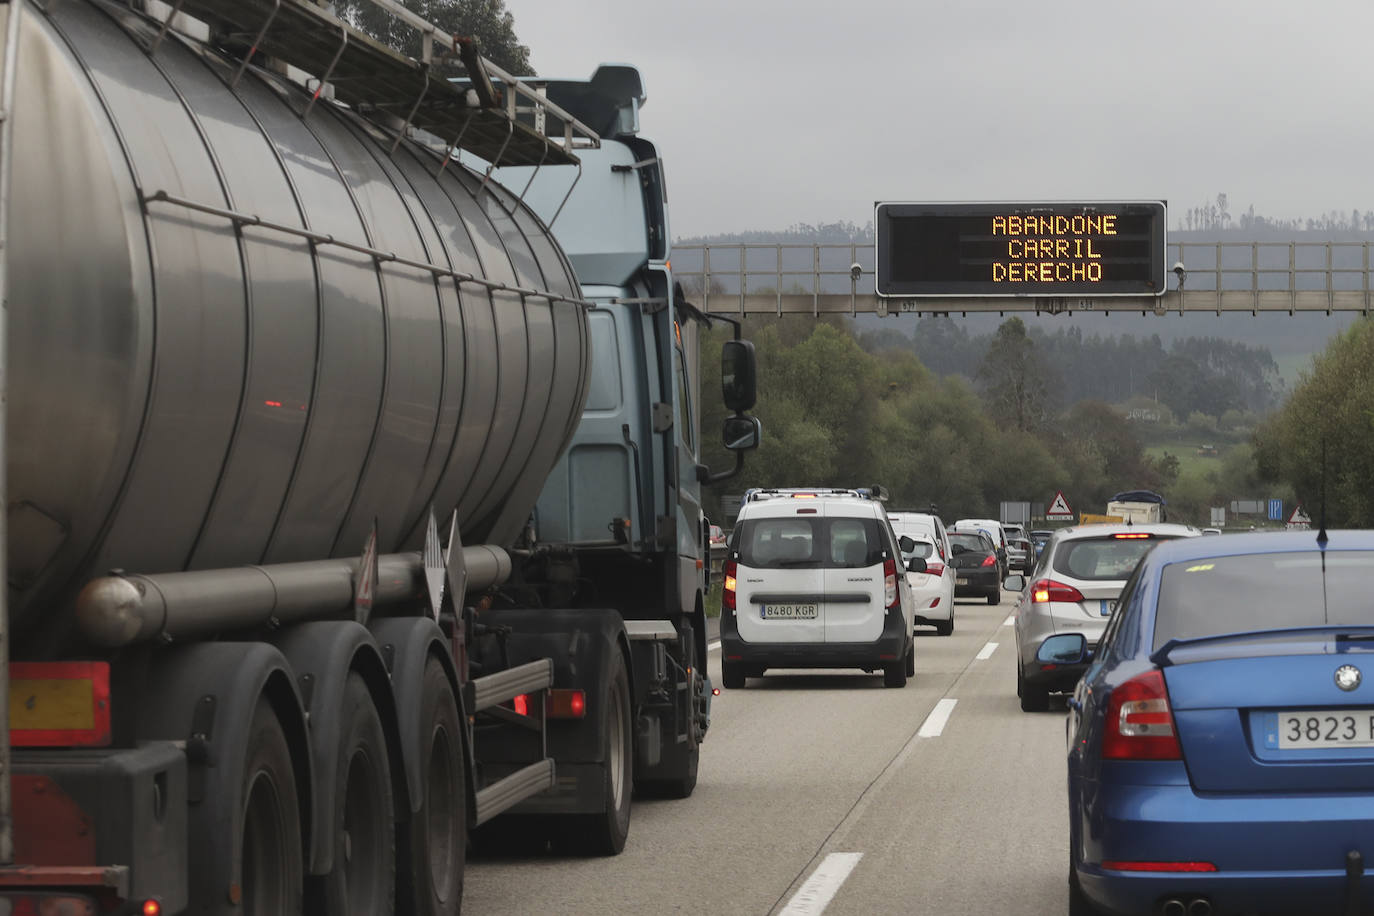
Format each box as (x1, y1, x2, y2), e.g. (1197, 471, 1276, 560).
(720, 488, 918, 688)
(900, 534, 956, 635)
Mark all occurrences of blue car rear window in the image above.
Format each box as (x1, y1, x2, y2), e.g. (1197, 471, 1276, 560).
(1153, 550, 1374, 649)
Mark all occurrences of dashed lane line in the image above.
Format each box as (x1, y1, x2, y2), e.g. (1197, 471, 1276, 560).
(1003, 614, 1015, 626)
(976, 641, 998, 660)
(917, 697, 959, 738)
(708, 639, 721, 653)
(778, 853, 864, 916)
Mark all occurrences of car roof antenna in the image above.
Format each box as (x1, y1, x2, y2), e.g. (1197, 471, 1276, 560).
(1317, 437, 1329, 547)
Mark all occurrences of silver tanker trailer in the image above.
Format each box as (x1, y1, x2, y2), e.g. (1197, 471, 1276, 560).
(0, 0, 760, 912)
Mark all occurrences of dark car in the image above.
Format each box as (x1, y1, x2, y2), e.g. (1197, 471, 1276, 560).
(947, 529, 1001, 605)
(1030, 529, 1053, 559)
(1061, 530, 1374, 916)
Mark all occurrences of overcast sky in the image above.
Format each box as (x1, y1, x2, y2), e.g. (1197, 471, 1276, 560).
(511, 0, 1374, 239)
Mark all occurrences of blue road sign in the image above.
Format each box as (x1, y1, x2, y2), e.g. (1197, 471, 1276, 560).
(1268, 498, 1283, 521)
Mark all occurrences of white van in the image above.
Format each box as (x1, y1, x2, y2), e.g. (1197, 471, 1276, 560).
(720, 488, 918, 688)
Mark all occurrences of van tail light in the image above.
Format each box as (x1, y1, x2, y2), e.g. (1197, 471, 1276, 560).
(1102, 669, 1181, 760)
(883, 557, 898, 609)
(979, 554, 997, 568)
(1031, 578, 1085, 604)
(722, 559, 737, 611)
(924, 561, 945, 578)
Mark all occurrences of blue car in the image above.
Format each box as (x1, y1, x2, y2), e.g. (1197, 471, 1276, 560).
(1053, 530, 1374, 916)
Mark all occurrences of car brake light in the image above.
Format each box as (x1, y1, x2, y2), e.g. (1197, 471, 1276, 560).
(1102, 669, 1181, 760)
(723, 559, 737, 611)
(979, 554, 997, 568)
(924, 561, 945, 577)
(1113, 533, 1152, 539)
(1031, 578, 1085, 603)
(883, 557, 898, 609)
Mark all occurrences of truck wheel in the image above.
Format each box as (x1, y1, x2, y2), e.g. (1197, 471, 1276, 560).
(318, 674, 395, 915)
(636, 644, 700, 800)
(240, 697, 304, 914)
(721, 661, 745, 689)
(581, 650, 632, 855)
(401, 658, 465, 916)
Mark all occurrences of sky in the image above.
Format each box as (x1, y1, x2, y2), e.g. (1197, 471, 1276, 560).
(510, 0, 1374, 240)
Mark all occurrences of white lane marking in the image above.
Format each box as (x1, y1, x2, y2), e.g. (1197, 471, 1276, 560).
(779, 852, 863, 916)
(976, 641, 998, 660)
(917, 697, 958, 738)
(1003, 614, 1016, 626)
(708, 639, 721, 653)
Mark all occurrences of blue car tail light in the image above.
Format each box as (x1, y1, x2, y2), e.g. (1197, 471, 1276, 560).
(1103, 669, 1182, 760)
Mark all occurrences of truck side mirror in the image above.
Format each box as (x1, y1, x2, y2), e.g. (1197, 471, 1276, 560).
(722, 415, 761, 452)
(722, 340, 756, 412)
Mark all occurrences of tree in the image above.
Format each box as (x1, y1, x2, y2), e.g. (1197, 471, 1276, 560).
(336, 0, 534, 75)
(975, 318, 1056, 432)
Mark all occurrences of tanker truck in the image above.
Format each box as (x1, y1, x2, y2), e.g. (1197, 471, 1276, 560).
(0, 0, 760, 912)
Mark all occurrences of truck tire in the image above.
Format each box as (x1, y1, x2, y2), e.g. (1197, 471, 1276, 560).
(636, 642, 700, 799)
(317, 674, 395, 915)
(400, 657, 465, 916)
(240, 697, 305, 915)
(580, 650, 632, 855)
(721, 661, 745, 689)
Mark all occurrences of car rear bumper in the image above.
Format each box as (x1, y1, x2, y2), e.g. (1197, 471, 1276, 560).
(1076, 778, 1374, 915)
(952, 568, 998, 596)
(719, 607, 908, 669)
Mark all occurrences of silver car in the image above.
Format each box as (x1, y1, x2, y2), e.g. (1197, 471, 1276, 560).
(1007, 522, 1201, 711)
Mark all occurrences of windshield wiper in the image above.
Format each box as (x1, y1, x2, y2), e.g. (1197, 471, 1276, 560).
(1150, 624, 1374, 667)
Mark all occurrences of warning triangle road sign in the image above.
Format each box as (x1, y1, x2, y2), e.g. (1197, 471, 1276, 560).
(1046, 490, 1074, 519)
(1288, 505, 1312, 527)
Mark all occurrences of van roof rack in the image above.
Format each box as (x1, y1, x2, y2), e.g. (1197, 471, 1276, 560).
(743, 486, 889, 503)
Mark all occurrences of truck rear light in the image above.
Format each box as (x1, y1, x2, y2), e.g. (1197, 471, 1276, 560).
(1030, 578, 1085, 604)
(979, 554, 997, 568)
(1102, 669, 1181, 760)
(9, 662, 111, 748)
(548, 688, 586, 719)
(2, 894, 98, 915)
(722, 559, 737, 611)
(512, 694, 529, 717)
(883, 558, 898, 608)
(1100, 860, 1216, 872)
(144, 900, 163, 916)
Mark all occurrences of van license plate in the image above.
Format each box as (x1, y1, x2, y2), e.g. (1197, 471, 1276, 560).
(761, 604, 817, 619)
(1275, 709, 1374, 749)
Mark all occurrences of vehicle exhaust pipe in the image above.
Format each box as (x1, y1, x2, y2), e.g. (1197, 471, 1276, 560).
(1160, 900, 1186, 916)
(1187, 898, 1212, 916)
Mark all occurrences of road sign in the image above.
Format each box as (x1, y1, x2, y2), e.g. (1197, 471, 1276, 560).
(874, 201, 1167, 298)
(1268, 498, 1283, 521)
(1046, 490, 1074, 520)
(1288, 505, 1312, 529)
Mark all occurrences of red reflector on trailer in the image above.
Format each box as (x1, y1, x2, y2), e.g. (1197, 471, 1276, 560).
(548, 689, 586, 719)
(512, 694, 529, 717)
(10, 662, 111, 748)
(1101, 860, 1216, 872)
(5, 895, 99, 915)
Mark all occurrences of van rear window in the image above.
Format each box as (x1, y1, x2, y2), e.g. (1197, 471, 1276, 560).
(735, 517, 886, 569)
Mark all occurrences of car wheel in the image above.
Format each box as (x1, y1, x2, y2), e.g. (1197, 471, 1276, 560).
(721, 661, 746, 689)
(986, 590, 1000, 606)
(935, 615, 953, 636)
(1068, 866, 1101, 916)
(904, 641, 916, 678)
(1019, 669, 1049, 712)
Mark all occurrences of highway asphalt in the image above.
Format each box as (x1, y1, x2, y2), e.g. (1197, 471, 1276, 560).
(465, 593, 1071, 915)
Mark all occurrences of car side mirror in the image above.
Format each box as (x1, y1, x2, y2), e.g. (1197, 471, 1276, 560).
(906, 557, 927, 574)
(898, 535, 916, 554)
(1003, 574, 1025, 592)
(721, 339, 757, 411)
(721, 415, 761, 452)
(1037, 633, 1089, 665)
